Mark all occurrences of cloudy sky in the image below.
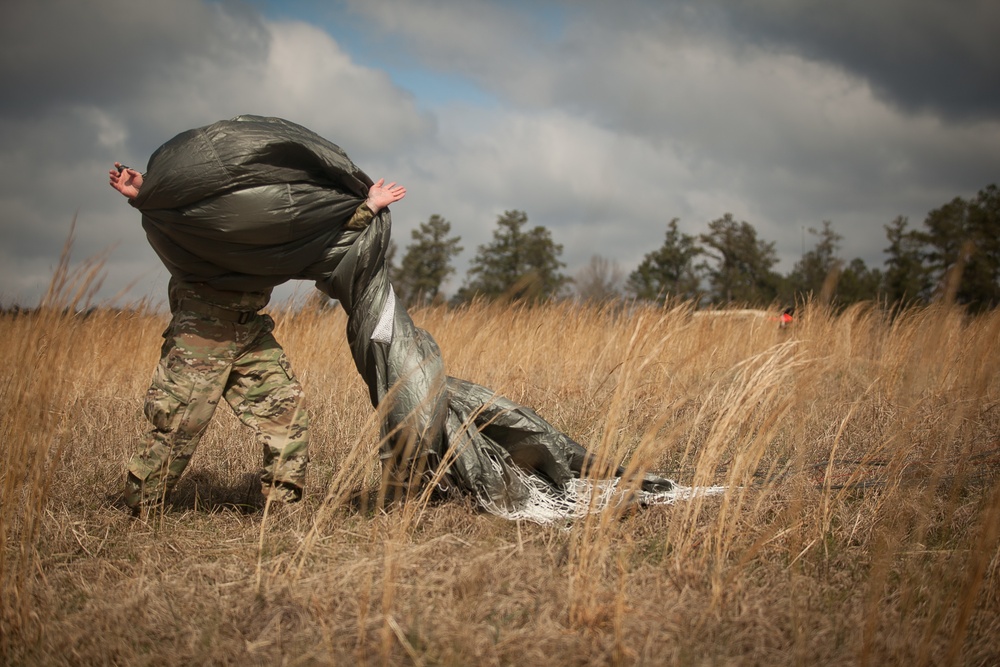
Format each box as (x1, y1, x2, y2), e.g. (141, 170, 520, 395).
(1, 0, 998, 307)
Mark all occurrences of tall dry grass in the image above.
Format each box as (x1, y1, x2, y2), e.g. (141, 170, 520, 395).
(2, 267, 999, 664)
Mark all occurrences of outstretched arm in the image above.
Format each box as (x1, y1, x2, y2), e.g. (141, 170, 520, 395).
(108, 162, 143, 199)
(365, 178, 406, 213)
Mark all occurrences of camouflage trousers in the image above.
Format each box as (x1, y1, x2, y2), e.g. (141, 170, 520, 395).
(125, 302, 309, 509)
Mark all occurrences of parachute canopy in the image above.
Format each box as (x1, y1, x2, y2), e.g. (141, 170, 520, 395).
(131, 115, 684, 522)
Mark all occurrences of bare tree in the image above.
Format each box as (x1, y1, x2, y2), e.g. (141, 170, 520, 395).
(575, 255, 623, 304)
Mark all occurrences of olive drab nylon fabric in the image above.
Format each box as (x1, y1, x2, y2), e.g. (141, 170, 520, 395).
(131, 115, 675, 514)
(132, 115, 374, 293)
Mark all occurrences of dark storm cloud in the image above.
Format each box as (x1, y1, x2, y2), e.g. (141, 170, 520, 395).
(703, 0, 1000, 121)
(0, 0, 269, 116)
(0, 0, 430, 306)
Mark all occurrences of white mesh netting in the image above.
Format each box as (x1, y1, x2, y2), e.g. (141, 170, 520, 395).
(370, 286, 395, 344)
(475, 460, 726, 525)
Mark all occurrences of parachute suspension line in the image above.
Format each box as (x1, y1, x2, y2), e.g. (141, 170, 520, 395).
(474, 458, 727, 525)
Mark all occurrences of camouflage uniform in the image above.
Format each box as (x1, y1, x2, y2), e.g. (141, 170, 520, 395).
(124, 279, 309, 509)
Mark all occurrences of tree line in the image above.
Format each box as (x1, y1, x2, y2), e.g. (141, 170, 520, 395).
(387, 184, 1000, 312)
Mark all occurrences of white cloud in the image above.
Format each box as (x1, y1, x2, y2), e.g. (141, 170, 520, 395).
(1, 0, 997, 306)
(0, 7, 433, 306)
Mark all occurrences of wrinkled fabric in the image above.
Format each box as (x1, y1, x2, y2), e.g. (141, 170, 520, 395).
(133, 115, 371, 293)
(132, 115, 675, 515)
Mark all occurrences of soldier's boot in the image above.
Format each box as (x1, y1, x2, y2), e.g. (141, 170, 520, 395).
(261, 480, 303, 504)
(124, 471, 173, 517)
(124, 472, 144, 512)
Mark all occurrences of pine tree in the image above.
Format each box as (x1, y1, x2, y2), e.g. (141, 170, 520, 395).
(699, 214, 780, 306)
(882, 215, 931, 305)
(393, 215, 463, 307)
(455, 210, 568, 303)
(837, 258, 883, 305)
(922, 185, 1000, 311)
(962, 184, 1000, 310)
(786, 221, 843, 303)
(625, 218, 703, 304)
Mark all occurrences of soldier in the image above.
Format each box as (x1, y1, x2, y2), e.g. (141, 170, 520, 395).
(109, 122, 405, 512)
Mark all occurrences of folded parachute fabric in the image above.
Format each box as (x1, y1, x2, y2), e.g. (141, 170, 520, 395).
(133, 115, 694, 523)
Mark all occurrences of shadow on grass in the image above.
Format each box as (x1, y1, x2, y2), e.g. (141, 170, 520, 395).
(104, 470, 469, 519)
(142, 471, 268, 515)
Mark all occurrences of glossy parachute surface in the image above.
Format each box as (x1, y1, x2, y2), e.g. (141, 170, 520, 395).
(133, 115, 688, 522)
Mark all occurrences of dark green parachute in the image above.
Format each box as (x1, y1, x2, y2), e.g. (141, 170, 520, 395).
(133, 115, 682, 521)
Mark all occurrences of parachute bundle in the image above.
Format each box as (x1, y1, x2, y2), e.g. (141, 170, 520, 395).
(133, 115, 708, 523)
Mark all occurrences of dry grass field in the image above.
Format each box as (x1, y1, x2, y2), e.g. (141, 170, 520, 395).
(2, 266, 999, 665)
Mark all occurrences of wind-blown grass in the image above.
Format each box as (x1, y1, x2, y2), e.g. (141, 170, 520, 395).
(2, 268, 998, 664)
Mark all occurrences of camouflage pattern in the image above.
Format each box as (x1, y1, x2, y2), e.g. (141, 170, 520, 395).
(344, 201, 374, 231)
(125, 280, 309, 509)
